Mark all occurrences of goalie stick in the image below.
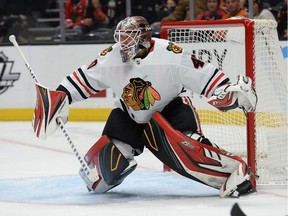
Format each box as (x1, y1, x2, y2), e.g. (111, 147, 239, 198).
(9, 35, 98, 185)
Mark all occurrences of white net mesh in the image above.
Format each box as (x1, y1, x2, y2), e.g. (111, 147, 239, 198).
(253, 20, 287, 184)
(162, 19, 287, 185)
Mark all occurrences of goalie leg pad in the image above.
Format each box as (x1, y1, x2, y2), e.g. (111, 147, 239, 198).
(81, 136, 137, 193)
(183, 131, 220, 148)
(143, 112, 251, 190)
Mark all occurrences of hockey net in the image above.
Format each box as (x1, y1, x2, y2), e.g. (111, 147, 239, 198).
(160, 18, 287, 186)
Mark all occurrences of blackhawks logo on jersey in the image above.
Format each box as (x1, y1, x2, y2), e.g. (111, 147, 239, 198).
(121, 78, 161, 111)
(100, 46, 113, 56)
(166, 42, 183, 54)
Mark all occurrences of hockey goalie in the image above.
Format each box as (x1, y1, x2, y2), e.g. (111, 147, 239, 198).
(33, 16, 258, 198)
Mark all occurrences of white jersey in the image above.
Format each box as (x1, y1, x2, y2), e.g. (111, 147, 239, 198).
(60, 38, 228, 123)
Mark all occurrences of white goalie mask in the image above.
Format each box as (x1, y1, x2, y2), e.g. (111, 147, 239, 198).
(114, 16, 152, 62)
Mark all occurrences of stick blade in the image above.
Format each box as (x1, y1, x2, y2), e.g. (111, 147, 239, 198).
(231, 203, 247, 216)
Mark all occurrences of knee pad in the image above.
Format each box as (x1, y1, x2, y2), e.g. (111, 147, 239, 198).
(81, 136, 137, 193)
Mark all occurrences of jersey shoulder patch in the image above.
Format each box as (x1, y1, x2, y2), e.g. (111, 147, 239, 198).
(100, 46, 113, 56)
(166, 42, 183, 54)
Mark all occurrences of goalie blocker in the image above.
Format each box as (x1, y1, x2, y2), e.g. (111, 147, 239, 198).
(33, 83, 69, 139)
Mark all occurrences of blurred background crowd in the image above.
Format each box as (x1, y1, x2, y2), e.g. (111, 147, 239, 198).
(0, 0, 287, 44)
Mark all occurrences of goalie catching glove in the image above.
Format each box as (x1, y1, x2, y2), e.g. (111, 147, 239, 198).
(32, 83, 69, 139)
(208, 75, 257, 114)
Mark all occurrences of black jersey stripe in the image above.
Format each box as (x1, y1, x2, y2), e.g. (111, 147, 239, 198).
(120, 99, 129, 114)
(218, 78, 230, 86)
(67, 76, 88, 100)
(201, 68, 220, 95)
(78, 68, 99, 93)
(56, 84, 72, 104)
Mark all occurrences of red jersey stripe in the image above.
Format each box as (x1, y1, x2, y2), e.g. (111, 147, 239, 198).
(205, 72, 225, 98)
(72, 71, 94, 96)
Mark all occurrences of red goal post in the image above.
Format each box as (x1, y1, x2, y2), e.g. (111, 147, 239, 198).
(160, 18, 287, 187)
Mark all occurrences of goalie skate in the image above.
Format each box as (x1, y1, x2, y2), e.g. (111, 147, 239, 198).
(220, 163, 256, 198)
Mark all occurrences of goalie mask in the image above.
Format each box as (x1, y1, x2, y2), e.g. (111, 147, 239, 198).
(114, 16, 152, 62)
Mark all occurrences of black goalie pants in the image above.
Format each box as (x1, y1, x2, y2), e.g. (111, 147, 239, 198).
(102, 96, 201, 154)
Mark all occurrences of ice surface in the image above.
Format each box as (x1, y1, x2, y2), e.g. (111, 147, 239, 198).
(0, 122, 287, 216)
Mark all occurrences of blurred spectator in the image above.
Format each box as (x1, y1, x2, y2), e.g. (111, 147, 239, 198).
(277, 0, 287, 40)
(253, 0, 276, 20)
(106, 0, 117, 26)
(239, 0, 246, 9)
(102, 0, 126, 28)
(150, 0, 178, 37)
(161, 0, 208, 23)
(0, 0, 35, 43)
(124, 1, 154, 24)
(64, 0, 91, 38)
(155, 0, 178, 21)
(220, 0, 227, 11)
(219, 0, 245, 11)
(222, 0, 248, 19)
(196, 0, 227, 20)
(8, 15, 29, 43)
(86, 0, 109, 30)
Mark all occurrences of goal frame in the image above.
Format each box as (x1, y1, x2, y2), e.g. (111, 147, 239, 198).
(160, 19, 258, 187)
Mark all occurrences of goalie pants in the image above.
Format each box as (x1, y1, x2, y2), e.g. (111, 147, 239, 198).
(102, 95, 203, 154)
